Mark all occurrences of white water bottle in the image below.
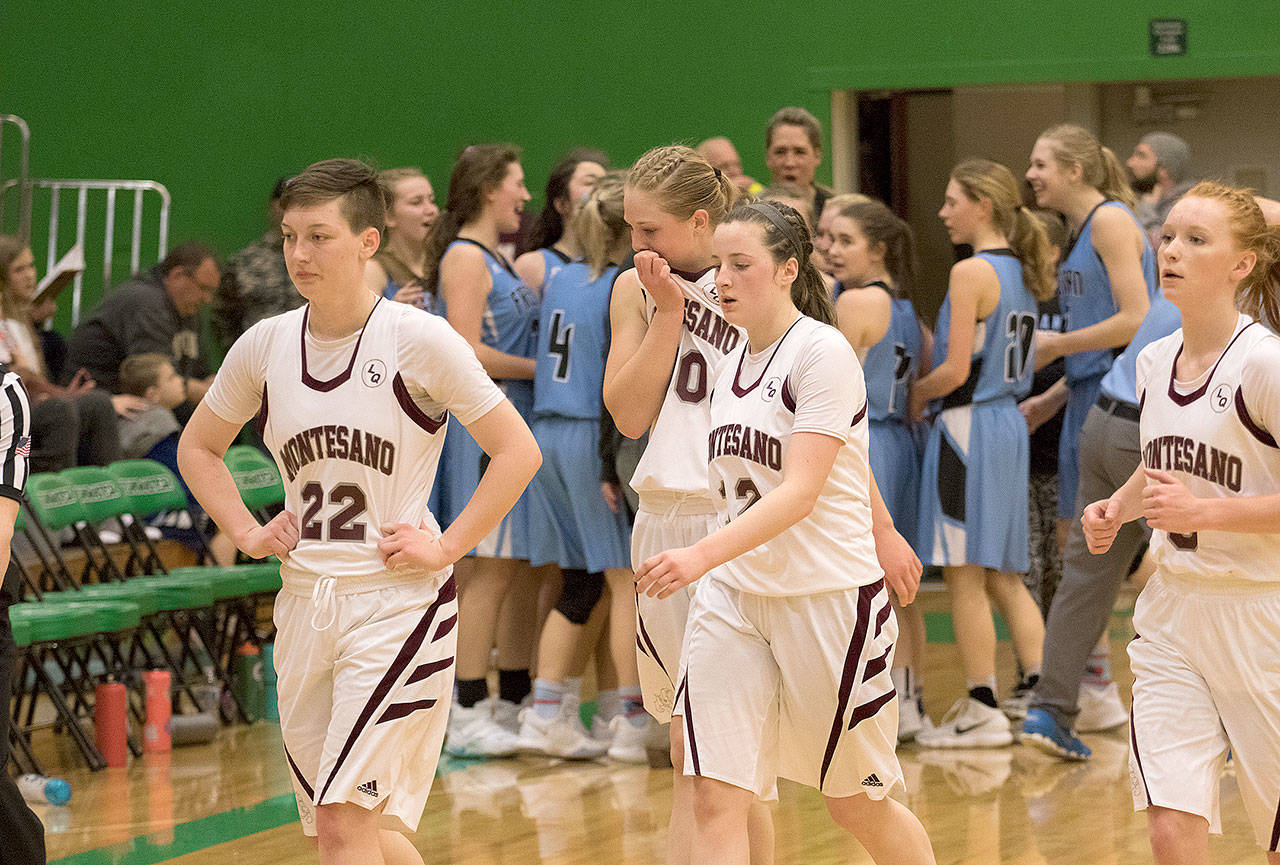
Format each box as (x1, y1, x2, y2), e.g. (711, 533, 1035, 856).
(17, 773, 71, 806)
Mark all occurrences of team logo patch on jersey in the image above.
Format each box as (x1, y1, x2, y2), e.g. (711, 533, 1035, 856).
(762, 377, 781, 403)
(1211, 383, 1232, 414)
(362, 359, 388, 388)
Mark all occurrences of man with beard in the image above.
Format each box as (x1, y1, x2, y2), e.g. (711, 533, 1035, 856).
(1126, 132, 1194, 249)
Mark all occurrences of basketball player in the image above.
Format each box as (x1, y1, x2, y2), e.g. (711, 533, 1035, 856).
(423, 145, 542, 757)
(825, 198, 930, 741)
(362, 168, 437, 309)
(520, 172, 646, 761)
(603, 144, 775, 864)
(514, 148, 608, 293)
(910, 159, 1053, 748)
(1026, 124, 1158, 728)
(177, 158, 540, 865)
(1082, 182, 1280, 865)
(635, 199, 934, 865)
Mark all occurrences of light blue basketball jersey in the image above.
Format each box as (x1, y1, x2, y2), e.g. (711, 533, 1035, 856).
(1057, 200, 1158, 383)
(861, 288, 922, 424)
(1098, 290, 1181, 406)
(534, 261, 616, 420)
(932, 249, 1038, 409)
(539, 247, 572, 289)
(437, 238, 538, 414)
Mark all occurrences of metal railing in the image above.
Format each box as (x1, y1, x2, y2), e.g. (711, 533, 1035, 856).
(0, 114, 32, 241)
(1, 178, 171, 325)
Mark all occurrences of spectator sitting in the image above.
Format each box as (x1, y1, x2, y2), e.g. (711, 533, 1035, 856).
(65, 241, 220, 423)
(213, 177, 300, 350)
(765, 106, 834, 221)
(117, 353, 235, 564)
(0, 235, 130, 473)
(695, 136, 761, 194)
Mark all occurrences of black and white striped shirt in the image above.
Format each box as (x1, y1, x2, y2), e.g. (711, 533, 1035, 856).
(0, 370, 31, 501)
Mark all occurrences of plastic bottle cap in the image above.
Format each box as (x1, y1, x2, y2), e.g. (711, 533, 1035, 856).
(45, 779, 72, 806)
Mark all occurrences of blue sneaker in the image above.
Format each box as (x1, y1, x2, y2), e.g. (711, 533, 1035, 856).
(1022, 709, 1091, 761)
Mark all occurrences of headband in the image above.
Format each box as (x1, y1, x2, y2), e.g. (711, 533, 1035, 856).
(746, 201, 805, 260)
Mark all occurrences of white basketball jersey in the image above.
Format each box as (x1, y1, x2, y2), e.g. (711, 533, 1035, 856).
(204, 300, 504, 593)
(630, 267, 744, 501)
(1136, 314, 1280, 584)
(707, 315, 882, 596)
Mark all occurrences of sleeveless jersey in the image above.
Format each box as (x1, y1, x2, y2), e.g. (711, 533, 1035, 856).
(534, 261, 616, 420)
(932, 250, 1038, 410)
(203, 300, 505, 593)
(629, 267, 744, 500)
(436, 238, 539, 414)
(1136, 315, 1280, 584)
(538, 247, 572, 292)
(1058, 200, 1158, 383)
(861, 289, 922, 424)
(707, 315, 881, 595)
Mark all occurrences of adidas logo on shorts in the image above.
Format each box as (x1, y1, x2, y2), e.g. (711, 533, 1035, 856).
(861, 774, 884, 788)
(357, 779, 379, 798)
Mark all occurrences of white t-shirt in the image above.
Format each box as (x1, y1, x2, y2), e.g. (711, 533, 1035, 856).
(1136, 314, 1280, 584)
(707, 315, 882, 596)
(205, 299, 505, 592)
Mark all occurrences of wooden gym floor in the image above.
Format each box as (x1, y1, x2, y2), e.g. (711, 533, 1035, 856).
(34, 584, 1270, 864)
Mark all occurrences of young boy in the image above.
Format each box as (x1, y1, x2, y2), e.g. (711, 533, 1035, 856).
(177, 158, 540, 865)
(117, 353, 186, 461)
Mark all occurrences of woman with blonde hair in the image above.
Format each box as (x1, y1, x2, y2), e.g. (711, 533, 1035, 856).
(363, 167, 439, 310)
(910, 159, 1054, 748)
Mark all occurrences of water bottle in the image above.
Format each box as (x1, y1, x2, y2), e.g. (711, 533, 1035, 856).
(17, 773, 71, 806)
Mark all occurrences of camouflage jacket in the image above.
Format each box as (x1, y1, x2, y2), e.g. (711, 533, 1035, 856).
(213, 232, 301, 349)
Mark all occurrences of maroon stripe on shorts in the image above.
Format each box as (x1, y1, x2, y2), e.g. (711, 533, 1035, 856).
(316, 576, 456, 803)
(406, 657, 454, 686)
(861, 646, 891, 683)
(636, 607, 669, 678)
(1270, 795, 1280, 851)
(818, 581, 879, 790)
(848, 689, 895, 730)
(432, 612, 458, 642)
(872, 591, 891, 638)
(284, 744, 314, 801)
(377, 698, 439, 725)
(682, 678, 701, 775)
(1129, 707, 1152, 804)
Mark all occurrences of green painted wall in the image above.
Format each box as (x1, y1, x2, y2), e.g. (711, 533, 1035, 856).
(3, 0, 1278, 315)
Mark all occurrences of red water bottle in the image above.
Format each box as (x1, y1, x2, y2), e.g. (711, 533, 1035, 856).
(142, 670, 172, 752)
(94, 681, 128, 767)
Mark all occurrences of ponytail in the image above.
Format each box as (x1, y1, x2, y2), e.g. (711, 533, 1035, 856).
(570, 171, 627, 280)
(1098, 146, 1137, 211)
(1239, 223, 1280, 332)
(421, 210, 462, 297)
(1009, 206, 1056, 301)
(721, 199, 836, 326)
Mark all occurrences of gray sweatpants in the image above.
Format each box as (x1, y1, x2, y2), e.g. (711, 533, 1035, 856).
(1031, 404, 1151, 728)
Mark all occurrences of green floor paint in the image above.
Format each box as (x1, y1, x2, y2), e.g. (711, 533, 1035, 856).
(49, 794, 299, 865)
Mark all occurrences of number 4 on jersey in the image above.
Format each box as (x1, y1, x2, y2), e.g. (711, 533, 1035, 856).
(547, 310, 574, 382)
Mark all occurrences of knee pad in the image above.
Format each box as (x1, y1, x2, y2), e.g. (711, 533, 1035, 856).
(555, 569, 604, 625)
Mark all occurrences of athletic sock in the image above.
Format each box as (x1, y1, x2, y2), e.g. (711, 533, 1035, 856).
(968, 686, 998, 709)
(621, 688, 647, 725)
(1084, 635, 1112, 686)
(498, 668, 531, 705)
(565, 676, 583, 701)
(456, 678, 489, 709)
(891, 666, 910, 699)
(532, 678, 566, 719)
(595, 688, 622, 722)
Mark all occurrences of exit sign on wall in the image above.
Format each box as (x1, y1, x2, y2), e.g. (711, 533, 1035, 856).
(1150, 19, 1188, 56)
